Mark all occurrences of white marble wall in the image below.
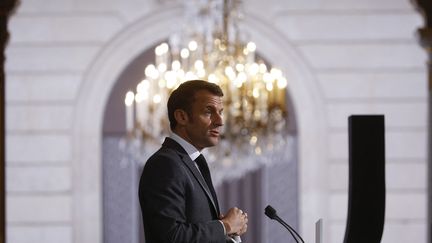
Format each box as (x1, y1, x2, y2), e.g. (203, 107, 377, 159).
(5, 0, 427, 243)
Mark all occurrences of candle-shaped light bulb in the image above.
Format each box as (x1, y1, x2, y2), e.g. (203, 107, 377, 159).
(253, 87, 260, 98)
(155, 45, 163, 56)
(236, 72, 247, 87)
(225, 66, 236, 81)
(194, 60, 204, 70)
(145, 64, 156, 78)
(158, 63, 167, 73)
(153, 94, 162, 104)
(259, 63, 267, 73)
(185, 71, 197, 80)
(165, 71, 177, 89)
(271, 68, 282, 79)
(266, 82, 273, 91)
(180, 48, 190, 70)
(197, 69, 206, 78)
(136, 81, 145, 94)
(160, 43, 169, 53)
(181, 48, 190, 59)
(159, 43, 169, 67)
(236, 63, 245, 72)
(263, 72, 272, 83)
(247, 42, 256, 52)
(249, 63, 259, 76)
(246, 42, 256, 64)
(172, 60, 181, 70)
(277, 77, 287, 89)
(125, 91, 135, 105)
(188, 41, 198, 51)
(208, 73, 218, 83)
(124, 91, 135, 132)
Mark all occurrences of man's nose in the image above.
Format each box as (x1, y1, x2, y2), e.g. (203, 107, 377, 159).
(213, 113, 224, 126)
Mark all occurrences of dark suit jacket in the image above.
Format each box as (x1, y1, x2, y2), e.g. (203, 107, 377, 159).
(139, 137, 228, 243)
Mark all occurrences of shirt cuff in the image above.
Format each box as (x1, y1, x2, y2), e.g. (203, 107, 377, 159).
(231, 235, 242, 243)
(219, 221, 242, 242)
(218, 220, 226, 235)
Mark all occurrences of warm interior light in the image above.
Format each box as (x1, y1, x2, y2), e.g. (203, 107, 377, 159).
(153, 94, 162, 104)
(181, 48, 190, 59)
(125, 91, 134, 106)
(208, 73, 218, 83)
(172, 60, 181, 70)
(188, 41, 198, 51)
(277, 77, 288, 89)
(123, 0, 290, 171)
(194, 60, 204, 70)
(247, 42, 256, 52)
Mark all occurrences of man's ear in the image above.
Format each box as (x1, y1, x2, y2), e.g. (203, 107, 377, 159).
(174, 109, 189, 126)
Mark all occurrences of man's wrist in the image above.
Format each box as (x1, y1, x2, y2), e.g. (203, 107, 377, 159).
(220, 220, 232, 235)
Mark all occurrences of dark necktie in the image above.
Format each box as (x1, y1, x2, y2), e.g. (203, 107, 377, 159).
(195, 154, 220, 214)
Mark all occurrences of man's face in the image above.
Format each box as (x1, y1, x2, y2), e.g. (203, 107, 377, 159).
(183, 90, 224, 151)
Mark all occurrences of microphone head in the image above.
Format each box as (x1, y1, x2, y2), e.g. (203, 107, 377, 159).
(264, 205, 277, 219)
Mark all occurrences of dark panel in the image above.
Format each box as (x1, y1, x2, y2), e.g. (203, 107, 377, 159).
(343, 115, 385, 243)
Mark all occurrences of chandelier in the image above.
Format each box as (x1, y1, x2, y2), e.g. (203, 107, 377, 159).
(123, 0, 293, 184)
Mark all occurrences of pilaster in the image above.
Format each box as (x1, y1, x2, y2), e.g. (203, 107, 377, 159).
(0, 1, 19, 242)
(412, 0, 432, 242)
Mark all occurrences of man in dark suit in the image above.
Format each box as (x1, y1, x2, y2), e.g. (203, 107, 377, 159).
(139, 80, 248, 243)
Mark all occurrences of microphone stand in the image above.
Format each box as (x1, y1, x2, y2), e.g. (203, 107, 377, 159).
(274, 215, 304, 243)
(265, 205, 305, 243)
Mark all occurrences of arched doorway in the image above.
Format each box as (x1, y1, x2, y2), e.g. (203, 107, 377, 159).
(101, 40, 299, 242)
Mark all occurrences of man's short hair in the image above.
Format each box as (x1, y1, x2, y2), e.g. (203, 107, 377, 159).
(167, 80, 223, 130)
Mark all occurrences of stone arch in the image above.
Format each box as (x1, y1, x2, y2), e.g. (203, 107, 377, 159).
(73, 5, 327, 243)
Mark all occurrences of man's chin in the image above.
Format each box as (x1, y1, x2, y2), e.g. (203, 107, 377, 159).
(207, 137, 220, 147)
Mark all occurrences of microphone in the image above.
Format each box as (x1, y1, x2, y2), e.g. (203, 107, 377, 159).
(264, 205, 305, 243)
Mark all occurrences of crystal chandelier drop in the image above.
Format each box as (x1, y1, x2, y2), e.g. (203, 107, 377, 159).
(123, 0, 293, 183)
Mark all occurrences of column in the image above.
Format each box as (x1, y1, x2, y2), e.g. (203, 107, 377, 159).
(412, 1, 432, 241)
(0, 1, 19, 242)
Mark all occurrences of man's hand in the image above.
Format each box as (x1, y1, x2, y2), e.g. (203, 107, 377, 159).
(220, 207, 248, 236)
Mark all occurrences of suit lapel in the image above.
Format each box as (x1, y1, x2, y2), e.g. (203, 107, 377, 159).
(162, 138, 220, 216)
